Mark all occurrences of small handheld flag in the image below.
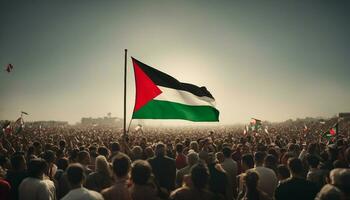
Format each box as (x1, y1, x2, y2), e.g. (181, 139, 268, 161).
(322, 123, 338, 140)
(5, 63, 13, 73)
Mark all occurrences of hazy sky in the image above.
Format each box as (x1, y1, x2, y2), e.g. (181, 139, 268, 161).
(1, 0, 349, 125)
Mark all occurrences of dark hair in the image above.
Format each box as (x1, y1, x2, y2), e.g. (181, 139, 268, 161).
(288, 158, 304, 175)
(307, 154, 320, 168)
(277, 164, 290, 179)
(254, 151, 266, 164)
(28, 159, 48, 178)
(112, 153, 131, 177)
(11, 154, 26, 171)
(242, 154, 254, 168)
(98, 147, 109, 157)
(222, 147, 232, 158)
(56, 158, 69, 171)
(131, 160, 152, 185)
(42, 150, 56, 163)
(110, 142, 121, 152)
(245, 170, 259, 189)
(176, 143, 184, 153)
(190, 163, 209, 189)
(59, 140, 66, 148)
(77, 150, 90, 164)
(66, 163, 85, 185)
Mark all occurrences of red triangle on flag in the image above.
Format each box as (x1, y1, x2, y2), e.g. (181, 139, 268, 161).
(329, 128, 336, 136)
(132, 58, 162, 112)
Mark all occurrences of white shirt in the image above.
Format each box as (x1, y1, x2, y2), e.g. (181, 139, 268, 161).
(254, 166, 278, 198)
(19, 177, 56, 200)
(61, 187, 104, 200)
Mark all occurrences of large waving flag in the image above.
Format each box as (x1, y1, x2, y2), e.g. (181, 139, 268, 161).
(131, 58, 219, 122)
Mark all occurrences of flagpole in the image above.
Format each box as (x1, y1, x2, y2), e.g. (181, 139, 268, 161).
(123, 49, 128, 137)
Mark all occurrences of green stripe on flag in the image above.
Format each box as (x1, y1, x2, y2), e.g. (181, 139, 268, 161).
(133, 100, 219, 122)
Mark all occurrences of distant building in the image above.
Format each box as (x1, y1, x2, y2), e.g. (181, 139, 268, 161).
(81, 116, 122, 127)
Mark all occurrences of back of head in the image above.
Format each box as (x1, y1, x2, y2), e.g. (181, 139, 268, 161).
(222, 147, 232, 158)
(339, 169, 350, 196)
(56, 157, 69, 171)
(155, 143, 166, 157)
(11, 154, 26, 171)
(110, 142, 120, 152)
(42, 150, 56, 163)
(176, 143, 184, 154)
(242, 154, 255, 169)
(277, 164, 290, 180)
(244, 170, 259, 190)
(190, 163, 209, 190)
(315, 184, 343, 200)
(131, 160, 152, 185)
(288, 158, 304, 176)
(95, 155, 110, 175)
(28, 158, 47, 178)
(187, 152, 199, 166)
(77, 150, 90, 165)
(112, 153, 131, 178)
(97, 147, 109, 158)
(254, 151, 266, 165)
(307, 154, 320, 168)
(66, 163, 85, 186)
(264, 154, 277, 168)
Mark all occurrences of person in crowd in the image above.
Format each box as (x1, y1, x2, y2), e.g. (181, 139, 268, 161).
(306, 154, 327, 189)
(221, 146, 238, 200)
(86, 155, 113, 192)
(42, 150, 57, 180)
(148, 143, 176, 192)
(176, 151, 199, 187)
(131, 146, 143, 161)
(109, 142, 121, 161)
(77, 150, 92, 175)
(276, 164, 290, 183)
(129, 160, 162, 200)
(315, 184, 344, 200)
(253, 151, 278, 198)
(54, 157, 69, 182)
(237, 169, 271, 200)
(6, 153, 27, 200)
(61, 163, 103, 200)
(175, 143, 187, 170)
(264, 154, 278, 174)
(329, 168, 350, 199)
(275, 158, 318, 200)
(170, 163, 214, 200)
(101, 153, 132, 200)
(18, 158, 56, 200)
(238, 153, 255, 195)
(0, 168, 11, 200)
(207, 153, 227, 199)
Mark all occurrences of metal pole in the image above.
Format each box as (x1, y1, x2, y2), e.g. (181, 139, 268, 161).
(124, 49, 127, 136)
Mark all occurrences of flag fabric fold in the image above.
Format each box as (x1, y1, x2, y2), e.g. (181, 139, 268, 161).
(131, 57, 219, 122)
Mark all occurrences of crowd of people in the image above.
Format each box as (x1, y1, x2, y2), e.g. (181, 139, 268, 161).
(0, 117, 349, 200)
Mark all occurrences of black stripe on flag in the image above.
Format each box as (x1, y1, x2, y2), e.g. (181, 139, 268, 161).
(132, 57, 214, 99)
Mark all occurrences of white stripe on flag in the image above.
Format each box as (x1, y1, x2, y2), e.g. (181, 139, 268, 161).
(155, 86, 216, 107)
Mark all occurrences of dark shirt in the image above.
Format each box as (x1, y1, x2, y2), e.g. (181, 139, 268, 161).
(148, 156, 176, 191)
(5, 170, 28, 200)
(275, 177, 319, 200)
(208, 163, 227, 198)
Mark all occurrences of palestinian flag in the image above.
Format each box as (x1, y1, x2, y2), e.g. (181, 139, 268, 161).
(250, 118, 262, 131)
(322, 123, 338, 139)
(131, 58, 219, 122)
